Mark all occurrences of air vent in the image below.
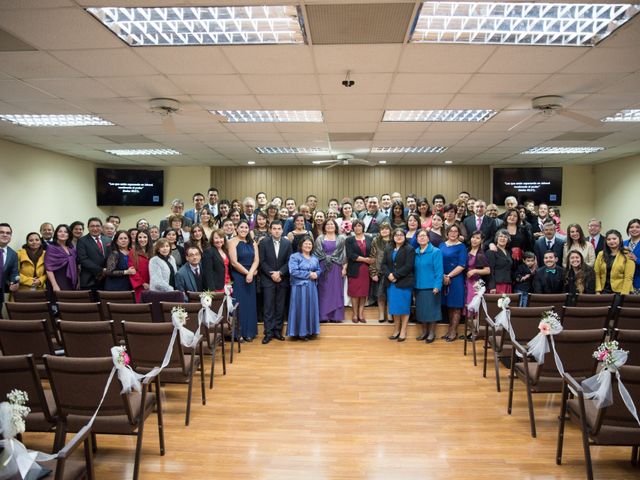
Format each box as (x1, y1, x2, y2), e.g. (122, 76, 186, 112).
(0, 28, 36, 51)
(306, 3, 415, 44)
(329, 132, 375, 142)
(98, 135, 152, 144)
(550, 132, 611, 141)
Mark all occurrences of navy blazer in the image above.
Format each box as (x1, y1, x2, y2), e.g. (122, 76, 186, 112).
(77, 234, 110, 289)
(380, 244, 415, 289)
(1, 246, 19, 295)
(345, 235, 373, 278)
(175, 262, 204, 294)
(462, 215, 497, 250)
(258, 236, 292, 288)
(533, 236, 565, 267)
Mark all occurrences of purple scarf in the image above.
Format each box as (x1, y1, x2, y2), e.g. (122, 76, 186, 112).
(44, 244, 78, 288)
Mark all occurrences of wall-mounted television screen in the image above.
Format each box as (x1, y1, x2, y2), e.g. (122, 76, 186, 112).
(96, 168, 164, 206)
(492, 167, 563, 205)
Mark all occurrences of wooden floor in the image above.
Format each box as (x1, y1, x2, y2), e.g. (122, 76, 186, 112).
(26, 323, 638, 480)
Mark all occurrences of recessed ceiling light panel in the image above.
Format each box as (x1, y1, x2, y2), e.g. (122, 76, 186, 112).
(106, 148, 181, 156)
(87, 6, 306, 46)
(213, 110, 323, 123)
(410, 2, 640, 46)
(371, 146, 448, 153)
(521, 146, 605, 154)
(601, 109, 640, 122)
(0, 114, 114, 127)
(383, 110, 496, 122)
(255, 146, 330, 154)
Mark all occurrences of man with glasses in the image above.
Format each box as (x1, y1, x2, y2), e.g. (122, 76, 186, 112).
(0, 223, 19, 317)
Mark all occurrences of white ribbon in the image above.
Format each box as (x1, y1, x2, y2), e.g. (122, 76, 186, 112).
(518, 321, 565, 375)
(0, 437, 57, 480)
(467, 283, 489, 333)
(111, 346, 143, 395)
(224, 284, 237, 317)
(493, 298, 515, 341)
(582, 350, 640, 426)
(198, 294, 223, 327)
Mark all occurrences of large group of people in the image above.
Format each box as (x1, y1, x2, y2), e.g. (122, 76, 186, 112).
(1, 188, 638, 345)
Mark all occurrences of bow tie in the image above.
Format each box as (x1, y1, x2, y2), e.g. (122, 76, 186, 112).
(545, 268, 556, 274)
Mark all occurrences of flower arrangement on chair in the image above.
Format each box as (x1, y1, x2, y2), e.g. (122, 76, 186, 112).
(0, 389, 30, 440)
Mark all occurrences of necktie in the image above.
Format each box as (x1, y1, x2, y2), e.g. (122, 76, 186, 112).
(547, 240, 552, 250)
(194, 266, 200, 277)
(590, 237, 596, 249)
(274, 240, 280, 258)
(0, 248, 5, 289)
(476, 216, 482, 231)
(95, 237, 104, 255)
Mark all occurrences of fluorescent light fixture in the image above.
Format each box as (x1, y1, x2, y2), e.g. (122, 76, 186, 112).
(410, 2, 640, 46)
(521, 146, 605, 154)
(371, 146, 448, 153)
(383, 109, 496, 122)
(106, 148, 180, 156)
(444, 160, 453, 164)
(0, 114, 114, 127)
(212, 110, 323, 123)
(247, 161, 256, 165)
(378, 160, 387, 164)
(86, 6, 306, 46)
(255, 146, 330, 154)
(601, 109, 640, 122)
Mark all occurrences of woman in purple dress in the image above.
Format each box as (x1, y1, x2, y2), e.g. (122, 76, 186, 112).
(313, 219, 346, 322)
(464, 231, 490, 317)
(44, 224, 78, 292)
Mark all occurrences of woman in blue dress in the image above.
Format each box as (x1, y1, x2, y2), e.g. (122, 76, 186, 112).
(104, 230, 135, 291)
(381, 228, 415, 342)
(439, 224, 468, 342)
(414, 229, 443, 343)
(229, 219, 259, 342)
(287, 236, 321, 340)
(624, 218, 640, 294)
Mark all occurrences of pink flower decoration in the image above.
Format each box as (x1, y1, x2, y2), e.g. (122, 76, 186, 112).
(342, 220, 353, 233)
(598, 350, 608, 362)
(122, 352, 130, 366)
(539, 323, 551, 335)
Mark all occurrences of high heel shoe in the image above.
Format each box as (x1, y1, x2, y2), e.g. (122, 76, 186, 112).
(397, 336, 406, 342)
(416, 333, 428, 341)
(388, 333, 400, 340)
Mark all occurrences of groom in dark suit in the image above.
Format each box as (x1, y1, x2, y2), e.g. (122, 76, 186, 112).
(176, 246, 204, 299)
(77, 217, 110, 298)
(258, 220, 292, 344)
(462, 200, 497, 250)
(0, 223, 19, 318)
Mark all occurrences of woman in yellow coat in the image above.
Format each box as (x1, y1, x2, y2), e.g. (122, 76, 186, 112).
(17, 232, 47, 290)
(594, 229, 635, 295)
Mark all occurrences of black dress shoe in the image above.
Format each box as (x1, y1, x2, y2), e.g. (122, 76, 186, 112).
(244, 337, 254, 343)
(274, 333, 285, 341)
(378, 319, 386, 323)
(388, 334, 400, 340)
(416, 333, 428, 341)
(425, 336, 436, 344)
(262, 336, 272, 344)
(397, 337, 406, 342)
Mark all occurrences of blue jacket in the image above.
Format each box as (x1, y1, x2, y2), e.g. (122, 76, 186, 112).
(624, 239, 640, 289)
(1, 246, 19, 295)
(414, 244, 443, 290)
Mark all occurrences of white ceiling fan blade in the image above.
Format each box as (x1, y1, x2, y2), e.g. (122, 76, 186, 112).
(161, 114, 177, 134)
(507, 111, 539, 131)
(325, 162, 341, 169)
(350, 158, 372, 166)
(313, 160, 337, 164)
(557, 109, 602, 128)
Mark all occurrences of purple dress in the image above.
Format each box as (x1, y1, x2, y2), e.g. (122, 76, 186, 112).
(318, 239, 344, 322)
(464, 251, 488, 315)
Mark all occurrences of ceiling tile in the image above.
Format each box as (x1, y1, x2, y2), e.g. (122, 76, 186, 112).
(480, 46, 586, 74)
(243, 74, 319, 95)
(531, 73, 629, 95)
(391, 74, 471, 94)
(326, 122, 379, 133)
(398, 44, 495, 73)
(96, 75, 185, 98)
(324, 110, 382, 123)
(318, 73, 392, 94)
(255, 95, 322, 110)
(135, 46, 236, 75)
(168, 74, 250, 95)
(461, 74, 549, 94)
(27, 77, 118, 99)
(0, 79, 63, 101)
(322, 94, 387, 110)
(0, 51, 82, 78)
(562, 47, 640, 74)
(223, 45, 315, 73)
(385, 94, 453, 109)
(312, 44, 402, 73)
(50, 49, 158, 77)
(192, 95, 261, 110)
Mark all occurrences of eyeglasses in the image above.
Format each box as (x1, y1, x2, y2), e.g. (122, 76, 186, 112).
(0, 231, 12, 235)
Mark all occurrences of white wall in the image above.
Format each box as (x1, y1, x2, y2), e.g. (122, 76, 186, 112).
(0, 139, 101, 249)
(594, 153, 640, 234)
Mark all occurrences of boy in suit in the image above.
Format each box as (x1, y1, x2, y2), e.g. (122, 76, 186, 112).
(533, 251, 565, 294)
(258, 221, 292, 344)
(176, 246, 204, 299)
(0, 223, 19, 317)
(514, 251, 537, 306)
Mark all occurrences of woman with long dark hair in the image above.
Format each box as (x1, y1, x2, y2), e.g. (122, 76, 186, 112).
(563, 223, 595, 267)
(369, 222, 392, 323)
(414, 229, 443, 343)
(314, 219, 346, 323)
(382, 228, 415, 342)
(594, 229, 635, 295)
(624, 218, 640, 294)
(389, 200, 406, 230)
(229, 219, 259, 342)
(440, 224, 467, 342)
(564, 250, 596, 297)
(149, 238, 177, 292)
(345, 219, 373, 323)
(417, 197, 433, 229)
(17, 232, 46, 291)
(44, 224, 78, 292)
(128, 230, 153, 301)
(203, 229, 231, 292)
(287, 236, 321, 340)
(104, 230, 135, 291)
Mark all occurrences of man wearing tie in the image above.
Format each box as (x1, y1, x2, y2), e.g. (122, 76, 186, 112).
(240, 196, 257, 230)
(39, 222, 54, 249)
(462, 200, 497, 250)
(587, 218, 605, 257)
(533, 251, 565, 293)
(0, 223, 19, 318)
(534, 221, 565, 267)
(380, 193, 392, 217)
(206, 187, 219, 217)
(258, 220, 292, 344)
(76, 217, 110, 298)
(184, 192, 206, 225)
(176, 246, 204, 299)
(358, 196, 388, 235)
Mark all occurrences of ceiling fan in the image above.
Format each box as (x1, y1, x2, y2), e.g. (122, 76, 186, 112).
(508, 95, 602, 131)
(148, 97, 228, 133)
(312, 153, 373, 169)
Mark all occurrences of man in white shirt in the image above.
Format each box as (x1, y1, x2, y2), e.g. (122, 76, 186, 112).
(206, 187, 219, 217)
(380, 193, 392, 217)
(587, 218, 605, 256)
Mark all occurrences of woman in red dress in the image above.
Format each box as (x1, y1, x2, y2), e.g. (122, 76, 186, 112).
(345, 219, 373, 323)
(128, 230, 152, 302)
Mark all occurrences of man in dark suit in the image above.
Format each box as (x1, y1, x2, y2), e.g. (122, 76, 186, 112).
(240, 196, 257, 229)
(533, 251, 565, 293)
(258, 220, 292, 344)
(0, 223, 19, 318)
(530, 203, 553, 240)
(77, 217, 110, 297)
(462, 200, 497, 250)
(358, 196, 388, 235)
(39, 222, 54, 249)
(587, 218, 605, 257)
(176, 246, 204, 299)
(533, 221, 565, 267)
(184, 192, 206, 225)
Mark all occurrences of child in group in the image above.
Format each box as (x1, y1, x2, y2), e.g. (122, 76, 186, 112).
(514, 251, 537, 306)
